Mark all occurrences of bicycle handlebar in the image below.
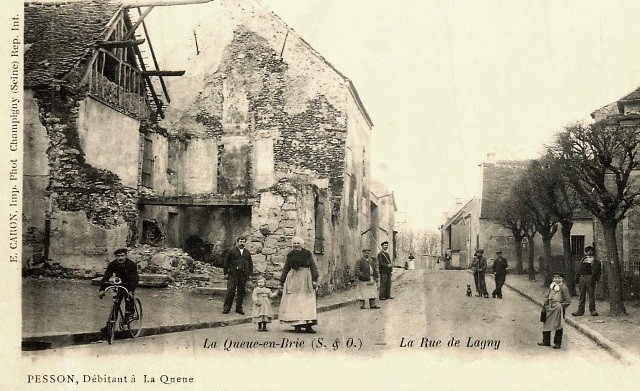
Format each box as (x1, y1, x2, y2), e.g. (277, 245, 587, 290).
(102, 284, 133, 298)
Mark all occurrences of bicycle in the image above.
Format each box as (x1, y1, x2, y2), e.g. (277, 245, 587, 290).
(99, 277, 143, 344)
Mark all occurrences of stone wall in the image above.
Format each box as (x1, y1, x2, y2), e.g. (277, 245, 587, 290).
(248, 179, 346, 293)
(76, 96, 141, 187)
(23, 90, 49, 266)
(144, 0, 373, 292)
(23, 87, 140, 269)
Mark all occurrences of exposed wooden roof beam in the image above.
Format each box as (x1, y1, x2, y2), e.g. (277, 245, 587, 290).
(139, 195, 256, 207)
(120, 9, 163, 119)
(98, 39, 146, 48)
(144, 70, 185, 77)
(123, 0, 213, 8)
(131, 42, 164, 119)
(124, 6, 154, 40)
(137, 8, 172, 103)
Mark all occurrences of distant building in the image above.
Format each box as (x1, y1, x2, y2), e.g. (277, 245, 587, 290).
(591, 87, 640, 287)
(370, 180, 398, 262)
(441, 158, 593, 269)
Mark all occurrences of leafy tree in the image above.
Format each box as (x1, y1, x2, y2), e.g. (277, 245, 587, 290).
(552, 119, 640, 316)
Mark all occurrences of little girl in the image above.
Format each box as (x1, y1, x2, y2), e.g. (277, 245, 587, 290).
(252, 277, 279, 331)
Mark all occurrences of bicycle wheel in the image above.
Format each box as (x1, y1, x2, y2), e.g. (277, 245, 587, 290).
(107, 305, 120, 345)
(126, 298, 143, 338)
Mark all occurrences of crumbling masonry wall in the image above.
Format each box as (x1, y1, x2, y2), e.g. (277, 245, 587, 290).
(23, 87, 140, 271)
(154, 0, 373, 293)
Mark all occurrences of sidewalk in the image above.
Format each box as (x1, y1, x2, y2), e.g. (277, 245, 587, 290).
(503, 273, 640, 365)
(22, 269, 405, 350)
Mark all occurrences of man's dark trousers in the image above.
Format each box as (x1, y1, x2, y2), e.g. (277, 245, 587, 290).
(223, 271, 247, 312)
(492, 274, 506, 298)
(576, 277, 596, 314)
(474, 271, 487, 296)
(379, 270, 391, 300)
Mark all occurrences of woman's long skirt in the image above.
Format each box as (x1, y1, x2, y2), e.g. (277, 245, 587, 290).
(279, 268, 317, 326)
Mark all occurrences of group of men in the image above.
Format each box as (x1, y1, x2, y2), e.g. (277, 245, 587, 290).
(354, 241, 395, 309)
(469, 246, 602, 317)
(469, 249, 508, 299)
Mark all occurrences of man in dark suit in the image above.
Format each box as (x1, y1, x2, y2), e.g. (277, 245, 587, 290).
(377, 241, 394, 300)
(572, 246, 602, 317)
(223, 236, 253, 315)
(491, 250, 508, 299)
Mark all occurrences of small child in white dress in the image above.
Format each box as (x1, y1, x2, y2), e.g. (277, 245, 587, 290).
(252, 277, 279, 331)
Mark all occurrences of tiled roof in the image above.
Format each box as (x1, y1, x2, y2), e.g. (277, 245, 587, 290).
(591, 102, 619, 120)
(480, 160, 593, 220)
(480, 161, 528, 220)
(619, 86, 640, 102)
(442, 198, 476, 229)
(25, 1, 122, 88)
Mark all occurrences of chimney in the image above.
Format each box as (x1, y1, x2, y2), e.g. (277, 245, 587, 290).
(486, 152, 496, 164)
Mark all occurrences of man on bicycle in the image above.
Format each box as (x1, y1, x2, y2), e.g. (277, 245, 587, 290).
(99, 248, 140, 325)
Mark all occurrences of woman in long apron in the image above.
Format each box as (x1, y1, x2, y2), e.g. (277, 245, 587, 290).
(278, 237, 319, 333)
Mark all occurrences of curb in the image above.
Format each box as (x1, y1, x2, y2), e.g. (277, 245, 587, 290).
(23, 271, 406, 351)
(502, 278, 640, 365)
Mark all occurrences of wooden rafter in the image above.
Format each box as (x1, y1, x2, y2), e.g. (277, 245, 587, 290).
(144, 70, 185, 77)
(120, 8, 164, 119)
(123, 0, 213, 8)
(98, 39, 146, 48)
(137, 7, 172, 103)
(124, 6, 154, 40)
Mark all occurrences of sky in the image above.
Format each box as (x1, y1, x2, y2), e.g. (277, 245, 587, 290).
(139, 0, 640, 230)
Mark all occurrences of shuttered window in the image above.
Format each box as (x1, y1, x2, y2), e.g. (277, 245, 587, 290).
(142, 137, 154, 188)
(314, 194, 324, 254)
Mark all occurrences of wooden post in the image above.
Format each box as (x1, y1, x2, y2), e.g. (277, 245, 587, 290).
(100, 51, 106, 98)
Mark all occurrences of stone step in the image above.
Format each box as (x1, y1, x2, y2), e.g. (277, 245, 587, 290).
(187, 274, 210, 282)
(192, 286, 227, 296)
(91, 273, 171, 288)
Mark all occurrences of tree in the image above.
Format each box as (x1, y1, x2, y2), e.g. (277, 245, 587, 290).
(531, 154, 582, 295)
(552, 119, 640, 316)
(498, 170, 539, 281)
(513, 166, 559, 285)
(522, 217, 537, 281)
(495, 188, 531, 274)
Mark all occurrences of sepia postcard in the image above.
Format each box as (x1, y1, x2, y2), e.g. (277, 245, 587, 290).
(4, 0, 640, 389)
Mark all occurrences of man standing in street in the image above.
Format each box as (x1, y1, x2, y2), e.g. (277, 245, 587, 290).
(470, 249, 488, 298)
(223, 236, 253, 315)
(378, 241, 394, 300)
(572, 246, 601, 317)
(355, 249, 381, 309)
(491, 250, 508, 299)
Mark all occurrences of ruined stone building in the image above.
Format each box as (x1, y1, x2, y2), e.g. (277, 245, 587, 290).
(23, 0, 382, 293)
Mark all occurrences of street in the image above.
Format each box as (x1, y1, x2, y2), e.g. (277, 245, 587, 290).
(24, 270, 615, 362)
